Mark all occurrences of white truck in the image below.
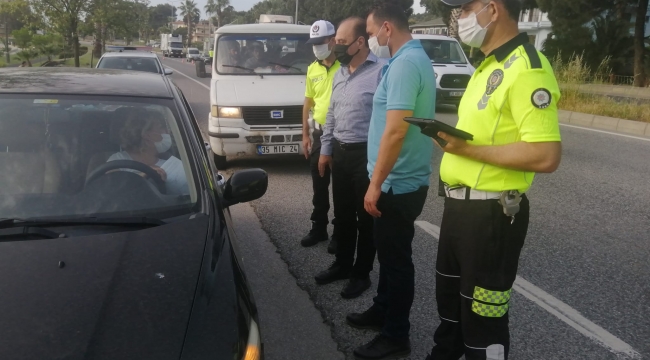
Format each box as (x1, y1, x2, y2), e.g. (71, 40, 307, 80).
(161, 34, 184, 58)
(207, 20, 312, 168)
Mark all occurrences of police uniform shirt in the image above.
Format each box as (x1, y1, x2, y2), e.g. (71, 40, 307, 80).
(305, 60, 341, 126)
(440, 33, 562, 193)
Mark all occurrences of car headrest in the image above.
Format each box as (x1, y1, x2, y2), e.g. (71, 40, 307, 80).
(0, 120, 46, 150)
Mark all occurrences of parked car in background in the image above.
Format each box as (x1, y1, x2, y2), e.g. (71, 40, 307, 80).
(96, 51, 173, 76)
(412, 34, 475, 108)
(0, 67, 267, 360)
(186, 48, 201, 61)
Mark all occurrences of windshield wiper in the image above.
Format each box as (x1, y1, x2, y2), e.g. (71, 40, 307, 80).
(268, 62, 304, 73)
(222, 64, 263, 79)
(0, 216, 166, 229)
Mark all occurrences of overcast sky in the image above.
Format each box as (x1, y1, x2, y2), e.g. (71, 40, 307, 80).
(151, 0, 426, 18)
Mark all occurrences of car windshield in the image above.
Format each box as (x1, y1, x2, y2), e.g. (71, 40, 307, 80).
(216, 33, 312, 75)
(419, 39, 468, 64)
(171, 42, 183, 48)
(98, 57, 161, 74)
(0, 96, 199, 220)
(189, 49, 199, 54)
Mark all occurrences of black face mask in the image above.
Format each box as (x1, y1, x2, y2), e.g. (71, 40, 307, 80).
(334, 43, 360, 65)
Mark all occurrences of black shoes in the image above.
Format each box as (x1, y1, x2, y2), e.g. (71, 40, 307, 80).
(300, 221, 328, 247)
(341, 277, 371, 299)
(353, 334, 411, 360)
(346, 306, 385, 331)
(315, 261, 351, 285)
(327, 234, 338, 254)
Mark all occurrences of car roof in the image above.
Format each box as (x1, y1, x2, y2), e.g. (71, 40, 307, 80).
(216, 23, 310, 34)
(411, 34, 458, 41)
(100, 51, 159, 58)
(0, 68, 173, 98)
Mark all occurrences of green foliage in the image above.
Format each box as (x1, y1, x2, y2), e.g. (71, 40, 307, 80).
(11, 28, 32, 48)
(15, 48, 38, 65)
(173, 26, 188, 37)
(32, 33, 64, 61)
(191, 41, 203, 50)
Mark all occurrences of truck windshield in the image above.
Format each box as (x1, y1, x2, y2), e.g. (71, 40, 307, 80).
(171, 42, 183, 48)
(216, 34, 313, 75)
(419, 39, 468, 64)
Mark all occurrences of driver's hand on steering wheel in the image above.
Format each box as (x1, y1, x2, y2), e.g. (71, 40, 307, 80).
(149, 166, 167, 182)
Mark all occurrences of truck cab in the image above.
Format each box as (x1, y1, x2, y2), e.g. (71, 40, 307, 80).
(208, 22, 312, 168)
(412, 34, 475, 108)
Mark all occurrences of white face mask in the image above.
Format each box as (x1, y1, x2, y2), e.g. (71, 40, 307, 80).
(458, 4, 493, 48)
(313, 43, 331, 60)
(155, 133, 172, 154)
(369, 25, 391, 58)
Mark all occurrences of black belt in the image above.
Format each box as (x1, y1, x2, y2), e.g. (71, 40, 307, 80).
(335, 139, 367, 151)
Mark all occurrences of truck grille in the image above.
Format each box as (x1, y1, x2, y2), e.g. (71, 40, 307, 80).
(439, 74, 471, 89)
(242, 106, 302, 126)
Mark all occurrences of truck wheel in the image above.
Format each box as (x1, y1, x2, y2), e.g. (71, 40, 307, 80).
(214, 154, 228, 170)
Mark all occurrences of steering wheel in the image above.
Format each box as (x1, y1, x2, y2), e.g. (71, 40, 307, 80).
(86, 160, 166, 194)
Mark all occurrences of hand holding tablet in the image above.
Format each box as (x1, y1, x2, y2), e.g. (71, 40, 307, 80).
(404, 117, 473, 147)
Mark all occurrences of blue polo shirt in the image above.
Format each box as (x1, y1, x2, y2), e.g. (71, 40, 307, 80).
(367, 39, 436, 194)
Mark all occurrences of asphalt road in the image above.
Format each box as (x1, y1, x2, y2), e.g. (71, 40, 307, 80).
(162, 56, 650, 360)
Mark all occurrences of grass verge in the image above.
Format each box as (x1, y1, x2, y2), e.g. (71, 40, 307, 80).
(554, 54, 650, 123)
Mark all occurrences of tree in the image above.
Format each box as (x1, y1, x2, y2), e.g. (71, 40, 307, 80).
(173, 26, 188, 38)
(11, 27, 32, 49)
(15, 49, 38, 66)
(179, 0, 200, 47)
(1, 0, 31, 63)
(633, 0, 649, 86)
(32, 33, 63, 61)
(204, 0, 216, 27)
(31, 0, 88, 67)
(150, 4, 176, 35)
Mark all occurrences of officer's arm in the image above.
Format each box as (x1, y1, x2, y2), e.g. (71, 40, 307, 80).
(302, 97, 315, 134)
(440, 139, 561, 173)
(369, 110, 411, 189)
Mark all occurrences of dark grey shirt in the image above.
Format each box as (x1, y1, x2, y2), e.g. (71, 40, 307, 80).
(320, 51, 386, 156)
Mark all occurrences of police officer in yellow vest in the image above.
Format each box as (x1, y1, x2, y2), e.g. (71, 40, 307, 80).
(428, 1, 562, 359)
(301, 20, 341, 253)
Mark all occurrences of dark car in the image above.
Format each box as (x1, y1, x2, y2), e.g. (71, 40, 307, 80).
(0, 68, 266, 360)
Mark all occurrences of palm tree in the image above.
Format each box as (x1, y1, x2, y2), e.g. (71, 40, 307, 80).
(215, 0, 230, 28)
(15, 49, 38, 67)
(448, 8, 461, 42)
(204, 0, 216, 33)
(179, 0, 200, 48)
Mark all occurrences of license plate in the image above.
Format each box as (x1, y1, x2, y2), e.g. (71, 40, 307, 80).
(449, 91, 464, 97)
(257, 144, 299, 155)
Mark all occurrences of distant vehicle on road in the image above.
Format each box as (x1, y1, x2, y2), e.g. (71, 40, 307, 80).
(96, 51, 173, 76)
(412, 34, 475, 108)
(161, 34, 184, 58)
(207, 20, 312, 168)
(0, 67, 267, 360)
(186, 47, 201, 61)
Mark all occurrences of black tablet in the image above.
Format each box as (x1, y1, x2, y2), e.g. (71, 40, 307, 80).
(404, 117, 474, 143)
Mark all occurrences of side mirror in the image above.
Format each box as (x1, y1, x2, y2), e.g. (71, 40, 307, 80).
(222, 168, 268, 207)
(164, 68, 173, 75)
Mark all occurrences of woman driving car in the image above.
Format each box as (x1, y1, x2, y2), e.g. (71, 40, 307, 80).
(107, 109, 189, 195)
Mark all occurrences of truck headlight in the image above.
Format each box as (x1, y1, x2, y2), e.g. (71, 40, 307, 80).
(212, 106, 242, 118)
(243, 319, 261, 360)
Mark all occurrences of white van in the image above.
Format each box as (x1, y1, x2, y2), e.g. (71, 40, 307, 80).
(412, 34, 475, 108)
(208, 23, 312, 168)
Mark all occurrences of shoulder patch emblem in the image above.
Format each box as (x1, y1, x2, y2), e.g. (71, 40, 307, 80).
(531, 88, 552, 109)
(485, 69, 504, 96)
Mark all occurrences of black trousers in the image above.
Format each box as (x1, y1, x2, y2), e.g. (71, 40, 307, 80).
(332, 140, 375, 278)
(430, 195, 530, 360)
(309, 129, 331, 225)
(372, 186, 429, 339)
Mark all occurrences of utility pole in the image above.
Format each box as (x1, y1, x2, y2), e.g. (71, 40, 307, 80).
(295, 0, 298, 24)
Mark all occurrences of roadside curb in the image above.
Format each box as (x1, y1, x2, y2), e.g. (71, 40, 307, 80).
(558, 110, 650, 138)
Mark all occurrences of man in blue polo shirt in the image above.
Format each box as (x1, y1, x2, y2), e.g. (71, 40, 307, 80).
(345, 2, 436, 360)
